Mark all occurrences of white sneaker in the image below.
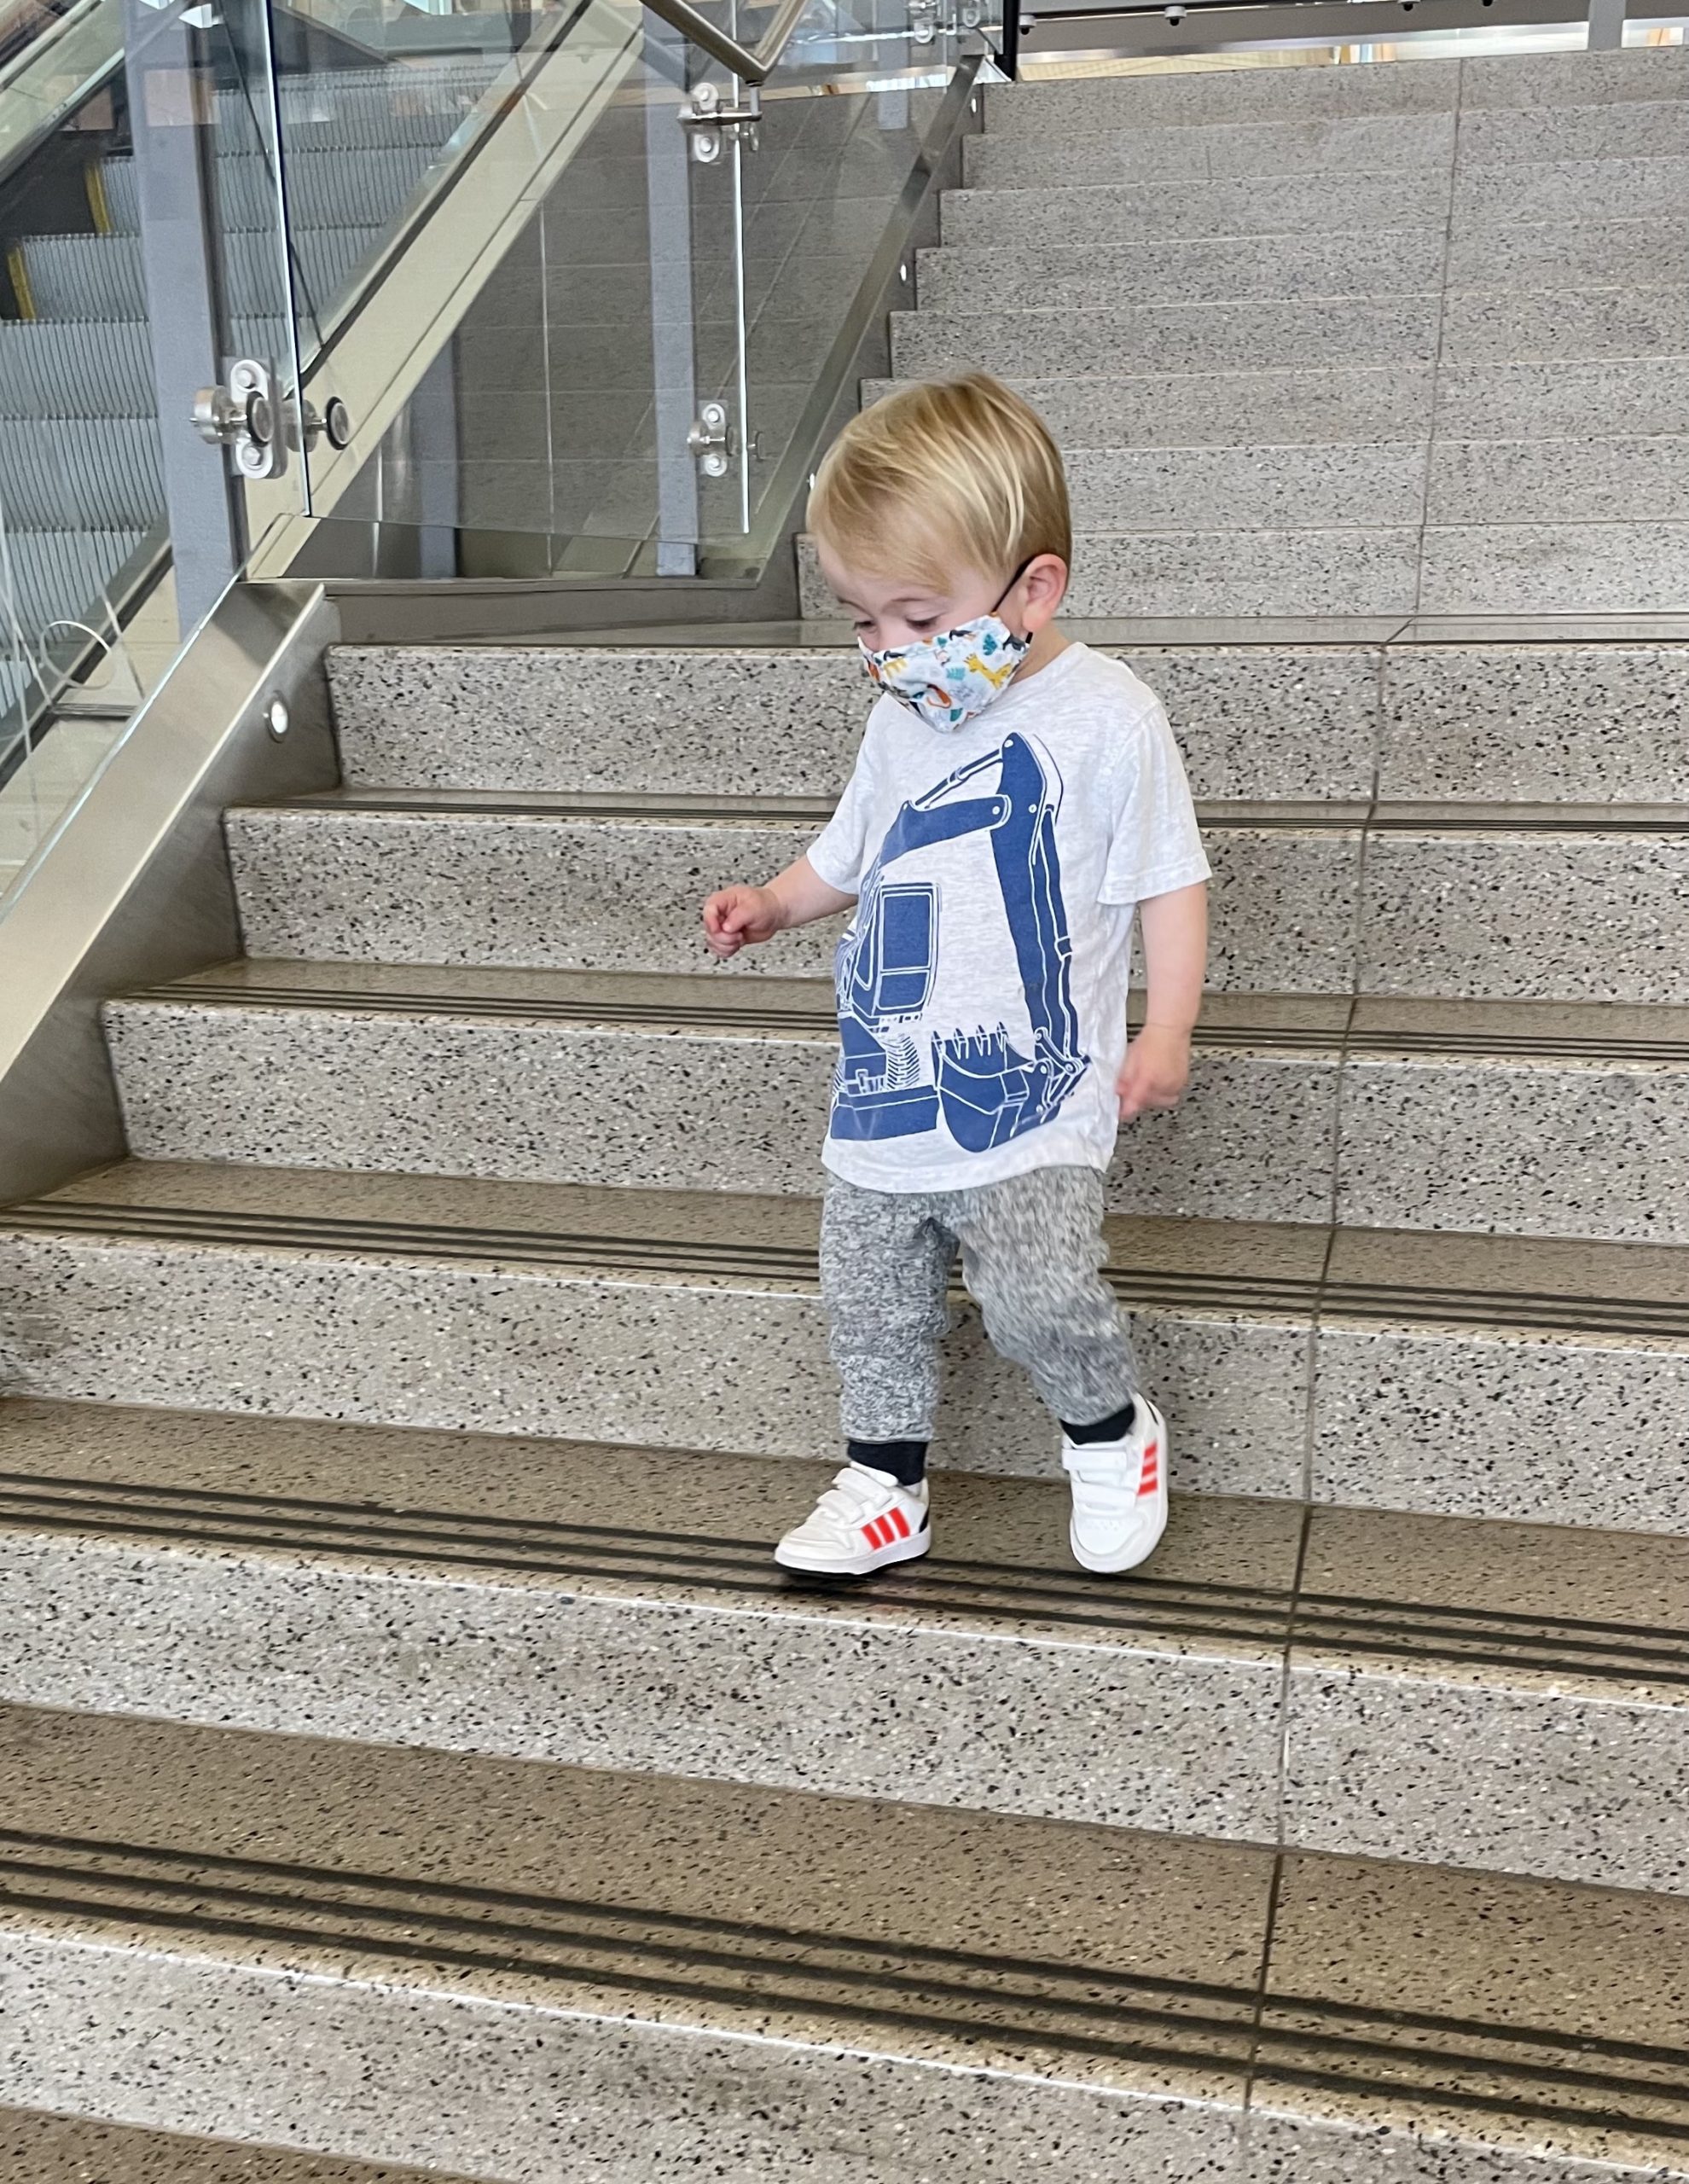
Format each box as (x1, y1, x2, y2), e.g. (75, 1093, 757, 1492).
(1061, 1398, 1169, 1574)
(774, 1463, 932, 1577)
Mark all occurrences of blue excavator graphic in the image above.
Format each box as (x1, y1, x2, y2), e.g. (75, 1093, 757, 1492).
(830, 731, 1090, 1153)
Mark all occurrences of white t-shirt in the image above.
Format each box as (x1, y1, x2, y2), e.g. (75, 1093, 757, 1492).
(807, 642, 1210, 1194)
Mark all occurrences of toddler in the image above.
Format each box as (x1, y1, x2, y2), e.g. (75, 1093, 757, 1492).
(703, 374, 1210, 1577)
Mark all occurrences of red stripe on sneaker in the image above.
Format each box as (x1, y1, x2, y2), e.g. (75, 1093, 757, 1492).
(863, 1519, 885, 1549)
(889, 1506, 910, 1541)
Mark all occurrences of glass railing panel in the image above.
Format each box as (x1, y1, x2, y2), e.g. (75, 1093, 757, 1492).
(698, 4, 972, 569)
(282, 0, 649, 533)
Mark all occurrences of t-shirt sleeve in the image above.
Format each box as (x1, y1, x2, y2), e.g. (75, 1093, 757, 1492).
(1099, 700, 1212, 906)
(806, 737, 876, 894)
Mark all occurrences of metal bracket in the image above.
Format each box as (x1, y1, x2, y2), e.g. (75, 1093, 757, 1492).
(679, 80, 761, 164)
(193, 360, 351, 481)
(687, 399, 736, 479)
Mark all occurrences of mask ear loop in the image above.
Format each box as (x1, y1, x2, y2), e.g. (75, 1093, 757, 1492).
(992, 556, 1036, 616)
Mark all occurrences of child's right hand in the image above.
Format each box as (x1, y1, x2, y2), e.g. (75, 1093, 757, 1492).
(703, 884, 786, 959)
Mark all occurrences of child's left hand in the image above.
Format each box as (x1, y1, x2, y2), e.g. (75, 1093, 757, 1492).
(1117, 1023, 1193, 1119)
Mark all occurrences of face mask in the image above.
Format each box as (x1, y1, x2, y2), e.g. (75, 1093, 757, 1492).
(858, 566, 1032, 734)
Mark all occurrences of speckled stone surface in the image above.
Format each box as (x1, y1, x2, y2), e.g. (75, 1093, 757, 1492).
(1249, 1841, 1689, 2178)
(1359, 828, 1689, 1002)
(1430, 435, 1689, 526)
(1419, 524, 1689, 615)
(1243, 2111, 1689, 2184)
(224, 801, 1356, 991)
(1065, 531, 1419, 619)
(1312, 1320, 1689, 1533)
(895, 294, 1442, 378)
(1285, 1507, 1689, 1891)
(104, 984, 1342, 1223)
(327, 641, 1382, 802)
(0, 1497, 1292, 1838)
(1336, 1051, 1689, 1243)
(966, 112, 1455, 189)
(1446, 211, 1689, 296)
(1460, 45, 1689, 105)
(984, 57, 1460, 133)
(1439, 287, 1689, 365)
(0, 1171, 1319, 1496)
(918, 235, 1447, 313)
(1068, 444, 1429, 534)
(1460, 97, 1689, 164)
(870, 364, 1437, 449)
(225, 805, 836, 974)
(1455, 152, 1689, 225)
(326, 647, 869, 798)
(1438, 355, 1689, 444)
(1377, 644, 1689, 801)
(0, 1934, 1247, 2184)
(0, 1707, 1265, 2176)
(943, 170, 1451, 252)
(0, 2109, 467, 2182)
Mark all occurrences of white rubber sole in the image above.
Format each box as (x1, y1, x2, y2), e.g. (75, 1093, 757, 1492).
(1069, 1504, 1167, 1575)
(774, 1528, 932, 1578)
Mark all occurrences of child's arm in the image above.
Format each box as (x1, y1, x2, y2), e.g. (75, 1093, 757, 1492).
(703, 856, 856, 960)
(1117, 880, 1208, 1119)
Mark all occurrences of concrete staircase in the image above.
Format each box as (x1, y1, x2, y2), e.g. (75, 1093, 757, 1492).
(3, 43, 1689, 2184)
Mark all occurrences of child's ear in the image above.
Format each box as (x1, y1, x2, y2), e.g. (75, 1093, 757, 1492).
(1021, 553, 1069, 627)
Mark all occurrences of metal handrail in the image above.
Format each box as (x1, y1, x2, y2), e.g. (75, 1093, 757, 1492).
(645, 0, 810, 85)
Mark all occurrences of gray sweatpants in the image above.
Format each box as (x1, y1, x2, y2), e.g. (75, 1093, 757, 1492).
(821, 1165, 1140, 1443)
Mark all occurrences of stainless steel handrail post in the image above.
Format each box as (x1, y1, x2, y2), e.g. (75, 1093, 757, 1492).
(645, 13, 702, 578)
(121, 0, 244, 633)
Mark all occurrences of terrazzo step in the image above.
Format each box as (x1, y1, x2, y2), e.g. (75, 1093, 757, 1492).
(102, 970, 1344, 1224)
(915, 233, 1448, 313)
(4, 1399, 1689, 1887)
(983, 55, 1461, 134)
(324, 639, 1392, 800)
(938, 171, 1451, 252)
(221, 789, 1371, 996)
(1443, 212, 1689, 295)
(963, 110, 1455, 190)
(323, 641, 1689, 810)
(891, 294, 1442, 379)
(102, 967, 1689, 1240)
(220, 787, 1689, 1004)
(4, 1162, 1689, 1531)
(0, 2107, 463, 2182)
(14, 1705, 1689, 2184)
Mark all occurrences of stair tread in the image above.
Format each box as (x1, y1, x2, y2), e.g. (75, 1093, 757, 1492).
(110, 959, 1689, 1060)
(0, 2106, 460, 2183)
(2, 1396, 1685, 1669)
(3, 1699, 1689, 2165)
(9, 1158, 1689, 1330)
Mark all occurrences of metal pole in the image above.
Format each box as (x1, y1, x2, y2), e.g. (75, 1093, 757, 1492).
(121, 0, 243, 635)
(1000, 0, 1021, 78)
(643, 12, 700, 578)
(1587, 0, 1625, 47)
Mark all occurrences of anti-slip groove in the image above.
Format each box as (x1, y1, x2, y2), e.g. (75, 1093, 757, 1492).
(3, 1466, 1682, 1684)
(118, 978, 1689, 1065)
(118, 980, 1354, 1056)
(3, 1833, 1686, 2140)
(0, 1200, 1319, 1315)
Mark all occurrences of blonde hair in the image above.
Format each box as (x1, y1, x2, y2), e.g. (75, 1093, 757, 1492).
(808, 373, 1071, 589)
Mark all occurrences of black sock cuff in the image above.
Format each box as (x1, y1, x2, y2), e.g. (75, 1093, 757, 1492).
(847, 1438, 929, 1486)
(1061, 1400, 1137, 1446)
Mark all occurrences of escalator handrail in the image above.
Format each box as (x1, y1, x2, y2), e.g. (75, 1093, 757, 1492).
(0, 0, 119, 190)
